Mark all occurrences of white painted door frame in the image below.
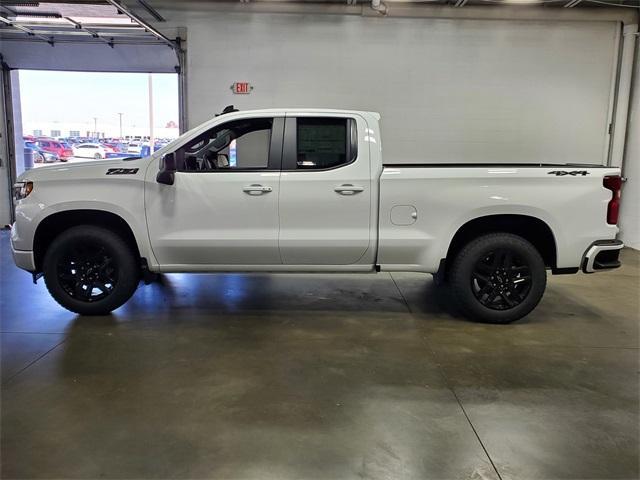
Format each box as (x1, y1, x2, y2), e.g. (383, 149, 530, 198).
(0, 66, 15, 227)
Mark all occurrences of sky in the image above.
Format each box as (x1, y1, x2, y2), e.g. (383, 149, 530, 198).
(18, 70, 179, 131)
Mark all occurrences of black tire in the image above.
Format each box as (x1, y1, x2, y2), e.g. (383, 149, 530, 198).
(43, 226, 140, 315)
(449, 233, 546, 324)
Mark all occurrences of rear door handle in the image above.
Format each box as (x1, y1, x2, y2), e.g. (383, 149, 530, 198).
(334, 184, 364, 195)
(243, 184, 272, 195)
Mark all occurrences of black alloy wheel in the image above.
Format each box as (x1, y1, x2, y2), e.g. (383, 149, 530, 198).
(450, 233, 546, 324)
(56, 239, 118, 302)
(471, 248, 532, 310)
(43, 226, 140, 315)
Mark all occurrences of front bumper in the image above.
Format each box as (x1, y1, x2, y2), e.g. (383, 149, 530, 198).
(10, 227, 36, 272)
(11, 244, 36, 272)
(582, 240, 624, 273)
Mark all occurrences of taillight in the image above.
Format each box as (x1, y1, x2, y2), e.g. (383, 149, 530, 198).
(603, 175, 622, 225)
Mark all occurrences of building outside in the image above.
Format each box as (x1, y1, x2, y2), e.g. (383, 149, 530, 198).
(23, 120, 180, 140)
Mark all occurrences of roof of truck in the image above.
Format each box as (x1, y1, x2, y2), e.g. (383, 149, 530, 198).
(213, 107, 381, 120)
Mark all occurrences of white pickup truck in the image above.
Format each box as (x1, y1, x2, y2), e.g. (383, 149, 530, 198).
(11, 107, 624, 323)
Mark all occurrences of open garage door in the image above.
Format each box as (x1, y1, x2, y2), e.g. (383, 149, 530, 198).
(0, 1, 182, 225)
(0, 2, 180, 73)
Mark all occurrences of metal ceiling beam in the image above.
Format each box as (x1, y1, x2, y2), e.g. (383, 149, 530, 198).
(104, 0, 178, 51)
(63, 16, 114, 47)
(15, 20, 146, 30)
(3, 28, 165, 38)
(0, 33, 167, 46)
(0, 15, 53, 45)
(137, 0, 165, 22)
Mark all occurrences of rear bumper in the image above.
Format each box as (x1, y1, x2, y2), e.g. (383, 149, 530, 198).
(582, 240, 624, 273)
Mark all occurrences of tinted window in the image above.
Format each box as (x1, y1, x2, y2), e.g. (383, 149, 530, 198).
(296, 118, 353, 170)
(177, 118, 273, 172)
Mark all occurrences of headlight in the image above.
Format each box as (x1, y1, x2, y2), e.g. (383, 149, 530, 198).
(13, 181, 33, 200)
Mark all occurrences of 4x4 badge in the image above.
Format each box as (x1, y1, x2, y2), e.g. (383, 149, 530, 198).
(548, 170, 590, 176)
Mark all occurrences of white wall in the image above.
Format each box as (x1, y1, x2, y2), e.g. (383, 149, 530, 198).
(620, 42, 640, 250)
(184, 13, 620, 165)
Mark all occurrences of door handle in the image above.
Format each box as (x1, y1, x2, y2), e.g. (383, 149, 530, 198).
(243, 184, 272, 195)
(334, 184, 364, 195)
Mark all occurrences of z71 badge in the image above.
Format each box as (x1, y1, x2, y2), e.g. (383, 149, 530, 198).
(547, 170, 590, 177)
(106, 168, 139, 175)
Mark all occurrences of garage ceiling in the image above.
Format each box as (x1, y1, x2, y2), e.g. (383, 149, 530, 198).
(0, 0, 636, 71)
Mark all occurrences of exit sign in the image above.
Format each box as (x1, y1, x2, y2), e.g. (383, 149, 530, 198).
(231, 82, 253, 94)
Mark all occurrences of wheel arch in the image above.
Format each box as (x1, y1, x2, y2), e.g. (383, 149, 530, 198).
(33, 209, 141, 272)
(443, 214, 558, 274)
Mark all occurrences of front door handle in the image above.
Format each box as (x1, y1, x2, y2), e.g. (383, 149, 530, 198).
(243, 184, 272, 195)
(334, 184, 364, 195)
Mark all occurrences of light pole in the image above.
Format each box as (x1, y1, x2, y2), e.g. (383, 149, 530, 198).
(93, 117, 98, 139)
(117, 113, 123, 139)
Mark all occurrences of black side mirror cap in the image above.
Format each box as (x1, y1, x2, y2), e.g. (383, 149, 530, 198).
(156, 152, 176, 185)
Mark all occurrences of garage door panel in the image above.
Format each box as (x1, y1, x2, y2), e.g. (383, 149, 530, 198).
(188, 15, 619, 166)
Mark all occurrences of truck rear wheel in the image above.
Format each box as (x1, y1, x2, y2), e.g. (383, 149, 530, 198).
(43, 226, 140, 315)
(449, 233, 546, 324)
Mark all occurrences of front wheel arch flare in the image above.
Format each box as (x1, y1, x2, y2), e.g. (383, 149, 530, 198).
(33, 209, 141, 273)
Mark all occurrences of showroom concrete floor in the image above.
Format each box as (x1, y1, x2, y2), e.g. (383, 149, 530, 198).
(1, 230, 638, 480)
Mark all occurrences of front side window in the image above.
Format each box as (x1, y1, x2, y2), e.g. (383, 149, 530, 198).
(295, 118, 356, 170)
(176, 118, 273, 172)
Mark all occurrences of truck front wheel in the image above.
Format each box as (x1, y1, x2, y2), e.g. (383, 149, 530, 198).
(43, 226, 140, 315)
(449, 233, 546, 324)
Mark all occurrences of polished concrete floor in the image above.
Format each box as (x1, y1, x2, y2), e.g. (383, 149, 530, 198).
(1, 230, 638, 479)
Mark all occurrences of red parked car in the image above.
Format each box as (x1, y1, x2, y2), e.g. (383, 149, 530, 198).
(36, 139, 72, 161)
(100, 141, 120, 153)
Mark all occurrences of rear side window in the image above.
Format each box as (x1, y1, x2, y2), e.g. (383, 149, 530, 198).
(282, 117, 357, 171)
(295, 118, 356, 170)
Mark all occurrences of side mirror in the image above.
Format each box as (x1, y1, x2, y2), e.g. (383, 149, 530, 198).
(156, 152, 176, 185)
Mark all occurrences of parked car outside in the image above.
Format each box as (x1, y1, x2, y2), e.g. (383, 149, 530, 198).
(36, 140, 71, 161)
(128, 141, 142, 154)
(100, 141, 121, 153)
(25, 141, 59, 163)
(71, 143, 110, 159)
